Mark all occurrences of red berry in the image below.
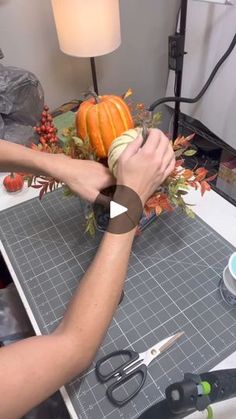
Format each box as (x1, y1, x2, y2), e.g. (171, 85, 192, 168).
(41, 117, 46, 124)
(36, 127, 41, 134)
(47, 115, 53, 122)
(42, 111, 47, 117)
(44, 105, 49, 111)
(47, 134, 52, 140)
(41, 125, 46, 132)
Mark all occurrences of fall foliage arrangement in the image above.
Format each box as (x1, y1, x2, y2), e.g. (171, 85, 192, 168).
(24, 89, 215, 234)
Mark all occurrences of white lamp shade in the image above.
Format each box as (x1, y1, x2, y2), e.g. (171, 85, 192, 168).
(51, 0, 121, 57)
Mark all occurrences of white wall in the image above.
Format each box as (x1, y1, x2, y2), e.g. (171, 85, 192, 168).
(0, 0, 90, 109)
(166, 1, 236, 149)
(98, 0, 180, 106)
(0, 0, 179, 109)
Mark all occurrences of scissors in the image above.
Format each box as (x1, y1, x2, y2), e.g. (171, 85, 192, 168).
(95, 331, 184, 407)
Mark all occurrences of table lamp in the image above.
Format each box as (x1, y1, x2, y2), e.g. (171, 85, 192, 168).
(51, 0, 121, 94)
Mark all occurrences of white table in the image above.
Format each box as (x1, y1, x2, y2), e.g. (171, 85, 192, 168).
(0, 172, 236, 419)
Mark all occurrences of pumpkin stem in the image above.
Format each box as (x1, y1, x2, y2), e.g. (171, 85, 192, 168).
(10, 172, 15, 178)
(84, 90, 100, 104)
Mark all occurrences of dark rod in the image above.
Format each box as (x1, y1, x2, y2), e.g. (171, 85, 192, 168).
(90, 57, 99, 95)
(173, 0, 188, 139)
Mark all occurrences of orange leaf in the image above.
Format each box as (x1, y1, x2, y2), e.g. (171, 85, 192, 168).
(189, 181, 198, 190)
(195, 167, 208, 182)
(155, 205, 163, 216)
(143, 206, 153, 217)
(158, 194, 174, 212)
(185, 133, 195, 142)
(200, 181, 211, 196)
(174, 136, 185, 147)
(183, 169, 194, 180)
(145, 195, 161, 208)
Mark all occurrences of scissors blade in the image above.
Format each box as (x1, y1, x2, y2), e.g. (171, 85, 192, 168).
(144, 332, 184, 366)
(159, 331, 184, 354)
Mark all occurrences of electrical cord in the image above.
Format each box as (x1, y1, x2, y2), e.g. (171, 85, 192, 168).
(149, 33, 236, 112)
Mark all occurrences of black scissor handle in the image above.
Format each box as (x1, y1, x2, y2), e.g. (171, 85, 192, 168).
(95, 349, 139, 383)
(107, 364, 147, 407)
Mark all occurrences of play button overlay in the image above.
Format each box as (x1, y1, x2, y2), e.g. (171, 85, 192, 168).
(94, 185, 143, 234)
(110, 201, 128, 219)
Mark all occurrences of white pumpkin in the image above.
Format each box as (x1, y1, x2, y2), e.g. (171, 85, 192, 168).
(108, 128, 142, 177)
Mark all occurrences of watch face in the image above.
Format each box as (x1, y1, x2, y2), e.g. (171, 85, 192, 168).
(93, 185, 156, 234)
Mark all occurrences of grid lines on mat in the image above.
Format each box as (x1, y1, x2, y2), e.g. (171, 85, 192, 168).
(0, 189, 235, 419)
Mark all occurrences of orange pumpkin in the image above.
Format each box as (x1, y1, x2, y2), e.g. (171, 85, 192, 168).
(3, 173, 24, 192)
(76, 92, 134, 158)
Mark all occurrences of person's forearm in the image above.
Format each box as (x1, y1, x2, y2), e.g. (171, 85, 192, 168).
(0, 226, 135, 418)
(0, 139, 61, 176)
(57, 226, 136, 359)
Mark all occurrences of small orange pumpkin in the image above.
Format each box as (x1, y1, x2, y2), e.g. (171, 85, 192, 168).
(3, 173, 24, 192)
(76, 92, 134, 158)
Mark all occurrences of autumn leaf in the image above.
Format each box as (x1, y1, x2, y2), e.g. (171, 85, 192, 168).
(158, 195, 174, 212)
(174, 136, 185, 147)
(200, 180, 211, 196)
(122, 87, 133, 100)
(145, 194, 161, 208)
(183, 169, 194, 180)
(39, 183, 48, 200)
(185, 133, 195, 142)
(195, 167, 208, 182)
(155, 205, 163, 216)
(189, 181, 198, 190)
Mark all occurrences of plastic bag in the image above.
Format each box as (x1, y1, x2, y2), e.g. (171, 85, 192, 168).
(0, 113, 4, 138)
(0, 63, 44, 145)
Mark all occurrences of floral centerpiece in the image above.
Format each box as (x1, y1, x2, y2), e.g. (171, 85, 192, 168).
(27, 89, 215, 235)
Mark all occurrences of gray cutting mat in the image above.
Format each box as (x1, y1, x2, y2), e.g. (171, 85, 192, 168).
(0, 189, 236, 419)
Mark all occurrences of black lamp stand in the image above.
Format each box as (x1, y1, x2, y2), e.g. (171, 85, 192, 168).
(173, 0, 188, 139)
(90, 57, 99, 95)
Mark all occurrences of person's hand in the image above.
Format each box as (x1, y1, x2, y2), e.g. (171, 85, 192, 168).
(50, 155, 115, 202)
(116, 129, 175, 205)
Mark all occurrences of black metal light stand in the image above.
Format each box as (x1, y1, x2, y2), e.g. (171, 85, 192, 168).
(172, 0, 188, 139)
(90, 57, 99, 95)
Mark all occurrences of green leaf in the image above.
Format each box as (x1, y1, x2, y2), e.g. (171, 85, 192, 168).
(183, 149, 197, 157)
(185, 206, 195, 218)
(72, 136, 84, 146)
(177, 190, 188, 196)
(85, 211, 96, 236)
(170, 196, 178, 206)
(152, 112, 162, 126)
(63, 186, 75, 197)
